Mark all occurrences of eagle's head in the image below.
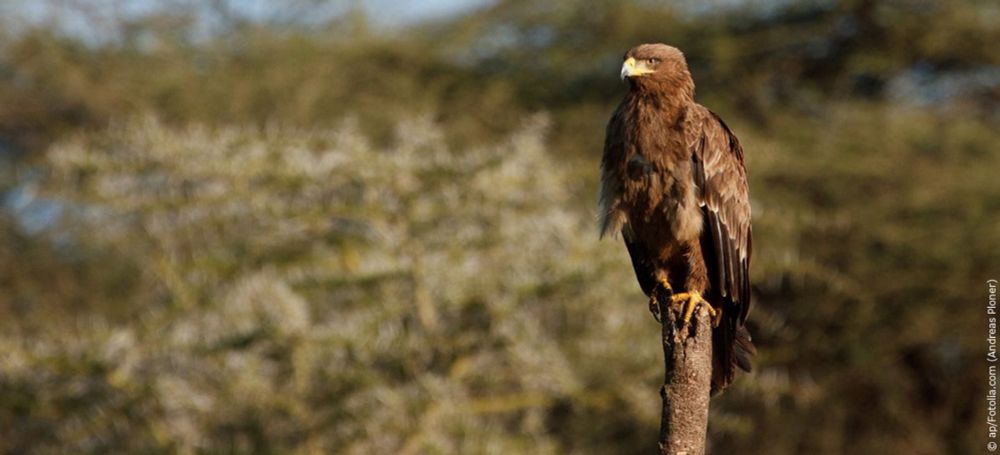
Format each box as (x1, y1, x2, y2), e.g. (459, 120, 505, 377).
(620, 43, 694, 99)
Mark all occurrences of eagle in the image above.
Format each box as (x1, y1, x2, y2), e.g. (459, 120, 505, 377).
(599, 43, 755, 394)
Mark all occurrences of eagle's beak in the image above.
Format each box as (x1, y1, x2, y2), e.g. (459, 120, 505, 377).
(620, 57, 654, 81)
(620, 58, 633, 81)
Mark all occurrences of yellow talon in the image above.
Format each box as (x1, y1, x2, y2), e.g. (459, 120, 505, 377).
(671, 291, 719, 327)
(648, 275, 673, 323)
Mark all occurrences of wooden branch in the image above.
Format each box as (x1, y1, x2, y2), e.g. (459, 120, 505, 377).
(657, 297, 713, 455)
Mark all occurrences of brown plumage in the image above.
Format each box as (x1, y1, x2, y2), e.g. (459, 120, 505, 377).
(599, 43, 754, 394)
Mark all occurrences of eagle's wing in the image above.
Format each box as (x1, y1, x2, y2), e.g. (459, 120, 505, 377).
(692, 109, 754, 388)
(693, 110, 752, 321)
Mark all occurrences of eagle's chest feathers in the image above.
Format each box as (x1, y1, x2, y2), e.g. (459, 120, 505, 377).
(600, 105, 703, 247)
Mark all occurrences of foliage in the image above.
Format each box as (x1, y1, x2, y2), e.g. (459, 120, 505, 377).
(4, 117, 655, 453)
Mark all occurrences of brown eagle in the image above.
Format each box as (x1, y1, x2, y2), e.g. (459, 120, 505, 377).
(599, 43, 754, 394)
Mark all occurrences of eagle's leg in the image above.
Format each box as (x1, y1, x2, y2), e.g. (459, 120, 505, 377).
(670, 291, 720, 328)
(648, 271, 673, 323)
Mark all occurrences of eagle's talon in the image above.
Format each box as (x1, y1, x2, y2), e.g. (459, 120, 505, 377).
(711, 307, 723, 328)
(648, 295, 662, 322)
(648, 278, 673, 323)
(670, 291, 718, 327)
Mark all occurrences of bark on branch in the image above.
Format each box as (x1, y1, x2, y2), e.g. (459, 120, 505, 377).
(657, 297, 713, 455)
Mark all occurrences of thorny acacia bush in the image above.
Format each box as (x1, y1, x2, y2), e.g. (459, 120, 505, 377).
(3, 106, 995, 453)
(6, 116, 665, 453)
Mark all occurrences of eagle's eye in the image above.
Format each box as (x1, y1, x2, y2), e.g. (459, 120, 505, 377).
(647, 58, 660, 65)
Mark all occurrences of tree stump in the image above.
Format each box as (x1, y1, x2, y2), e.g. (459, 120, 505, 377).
(657, 296, 713, 455)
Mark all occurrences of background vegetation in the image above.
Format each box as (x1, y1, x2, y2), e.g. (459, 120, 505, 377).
(0, 0, 997, 453)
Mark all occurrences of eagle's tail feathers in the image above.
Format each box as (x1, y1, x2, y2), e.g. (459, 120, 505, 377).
(734, 325, 755, 372)
(710, 322, 755, 395)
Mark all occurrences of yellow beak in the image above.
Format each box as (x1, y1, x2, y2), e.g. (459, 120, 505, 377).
(620, 57, 654, 80)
